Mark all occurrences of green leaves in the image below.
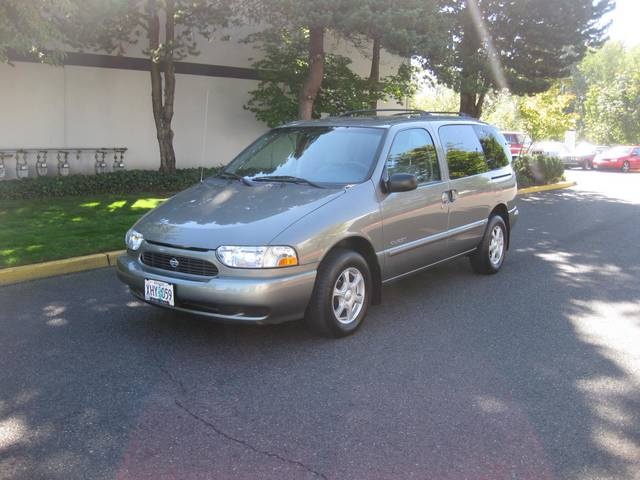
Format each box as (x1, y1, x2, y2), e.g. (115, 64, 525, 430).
(62, 0, 232, 62)
(427, 0, 614, 115)
(576, 41, 640, 145)
(518, 82, 578, 141)
(244, 28, 417, 127)
(0, 0, 74, 64)
(339, 0, 447, 58)
(513, 155, 565, 188)
(0, 168, 220, 201)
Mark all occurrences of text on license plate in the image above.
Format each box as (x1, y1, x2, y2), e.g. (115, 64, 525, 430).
(144, 279, 174, 306)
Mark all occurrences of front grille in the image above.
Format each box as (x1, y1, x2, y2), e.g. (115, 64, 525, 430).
(141, 251, 218, 277)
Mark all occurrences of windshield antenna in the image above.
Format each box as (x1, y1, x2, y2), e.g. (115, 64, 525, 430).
(200, 166, 204, 182)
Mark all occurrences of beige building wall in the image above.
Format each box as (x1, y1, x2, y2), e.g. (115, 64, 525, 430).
(0, 29, 404, 179)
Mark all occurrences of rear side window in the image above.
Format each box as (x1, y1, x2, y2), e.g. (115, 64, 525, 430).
(438, 125, 488, 179)
(473, 126, 511, 170)
(385, 128, 441, 184)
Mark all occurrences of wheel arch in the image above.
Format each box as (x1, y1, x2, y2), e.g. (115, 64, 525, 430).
(323, 236, 382, 305)
(490, 203, 510, 249)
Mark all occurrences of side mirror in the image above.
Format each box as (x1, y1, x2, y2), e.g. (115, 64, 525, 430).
(386, 173, 418, 193)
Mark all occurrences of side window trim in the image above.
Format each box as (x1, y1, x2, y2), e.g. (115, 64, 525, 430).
(477, 125, 512, 170)
(384, 127, 444, 186)
(438, 123, 488, 180)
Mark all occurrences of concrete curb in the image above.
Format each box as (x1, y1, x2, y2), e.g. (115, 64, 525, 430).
(518, 181, 577, 195)
(0, 250, 125, 286)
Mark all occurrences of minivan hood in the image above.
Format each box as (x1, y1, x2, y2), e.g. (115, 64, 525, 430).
(135, 178, 345, 249)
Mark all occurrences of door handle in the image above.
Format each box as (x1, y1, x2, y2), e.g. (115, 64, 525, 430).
(442, 189, 458, 206)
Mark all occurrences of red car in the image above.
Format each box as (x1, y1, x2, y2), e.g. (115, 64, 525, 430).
(592, 146, 640, 172)
(502, 131, 532, 157)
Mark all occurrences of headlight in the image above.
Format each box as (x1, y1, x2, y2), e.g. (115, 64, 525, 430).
(216, 245, 298, 268)
(125, 229, 144, 251)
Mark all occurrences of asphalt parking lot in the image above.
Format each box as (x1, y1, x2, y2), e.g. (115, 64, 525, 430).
(1, 169, 639, 480)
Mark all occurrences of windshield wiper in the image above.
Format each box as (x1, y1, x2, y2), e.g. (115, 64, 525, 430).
(252, 175, 324, 188)
(217, 171, 255, 186)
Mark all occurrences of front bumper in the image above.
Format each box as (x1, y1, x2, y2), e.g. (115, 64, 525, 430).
(116, 249, 317, 325)
(561, 157, 587, 167)
(593, 160, 621, 169)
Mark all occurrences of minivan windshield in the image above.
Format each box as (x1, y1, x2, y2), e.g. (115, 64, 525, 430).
(223, 127, 385, 185)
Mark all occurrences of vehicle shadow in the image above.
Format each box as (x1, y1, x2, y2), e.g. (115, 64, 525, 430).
(0, 188, 638, 479)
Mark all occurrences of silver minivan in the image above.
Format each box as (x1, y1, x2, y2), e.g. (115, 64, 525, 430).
(117, 111, 518, 337)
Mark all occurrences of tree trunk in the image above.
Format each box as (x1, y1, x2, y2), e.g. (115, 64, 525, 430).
(458, 14, 485, 118)
(147, 0, 177, 173)
(298, 25, 324, 120)
(161, 0, 176, 172)
(368, 35, 381, 110)
(459, 88, 486, 118)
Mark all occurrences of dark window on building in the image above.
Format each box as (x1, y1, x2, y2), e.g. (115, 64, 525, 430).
(385, 128, 441, 184)
(438, 125, 488, 179)
(473, 126, 511, 170)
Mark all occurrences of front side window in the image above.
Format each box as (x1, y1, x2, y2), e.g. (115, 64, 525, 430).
(473, 126, 511, 170)
(385, 128, 441, 184)
(438, 124, 488, 179)
(224, 127, 385, 185)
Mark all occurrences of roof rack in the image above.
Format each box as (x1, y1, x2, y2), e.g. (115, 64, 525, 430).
(338, 109, 473, 118)
(339, 109, 428, 117)
(422, 111, 473, 117)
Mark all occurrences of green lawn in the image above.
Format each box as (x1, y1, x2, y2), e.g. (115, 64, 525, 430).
(0, 194, 167, 268)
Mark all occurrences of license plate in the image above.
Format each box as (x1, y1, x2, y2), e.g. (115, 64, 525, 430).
(144, 279, 174, 306)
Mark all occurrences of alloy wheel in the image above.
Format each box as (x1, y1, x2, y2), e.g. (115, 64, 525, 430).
(488, 225, 505, 266)
(332, 267, 365, 324)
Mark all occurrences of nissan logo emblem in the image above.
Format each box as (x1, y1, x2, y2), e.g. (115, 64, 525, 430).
(169, 257, 179, 269)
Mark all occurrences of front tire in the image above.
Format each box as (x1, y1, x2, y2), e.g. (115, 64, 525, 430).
(305, 249, 372, 338)
(470, 215, 507, 275)
(622, 161, 630, 173)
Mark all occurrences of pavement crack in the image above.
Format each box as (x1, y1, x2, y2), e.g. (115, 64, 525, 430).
(175, 400, 328, 480)
(149, 333, 188, 396)
(157, 363, 187, 395)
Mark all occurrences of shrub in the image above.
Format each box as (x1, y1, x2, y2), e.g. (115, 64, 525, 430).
(0, 167, 221, 200)
(513, 154, 564, 187)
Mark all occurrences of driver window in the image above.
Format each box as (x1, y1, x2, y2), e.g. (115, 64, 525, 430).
(385, 129, 441, 184)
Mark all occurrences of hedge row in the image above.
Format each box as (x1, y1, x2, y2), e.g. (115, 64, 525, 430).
(0, 167, 221, 200)
(512, 154, 565, 188)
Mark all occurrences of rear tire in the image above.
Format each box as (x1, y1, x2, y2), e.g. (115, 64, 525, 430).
(622, 161, 630, 173)
(470, 215, 507, 275)
(305, 249, 372, 338)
